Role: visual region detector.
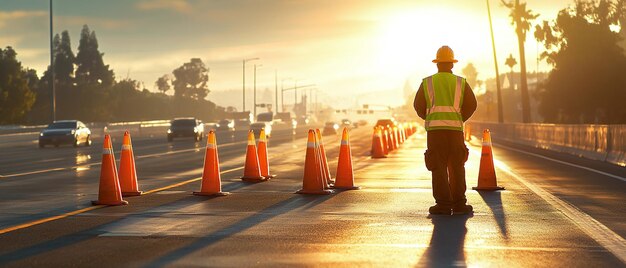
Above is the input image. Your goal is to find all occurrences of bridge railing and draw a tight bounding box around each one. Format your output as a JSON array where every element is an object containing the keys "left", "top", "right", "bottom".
[{"left": 466, "top": 122, "right": 626, "bottom": 167}]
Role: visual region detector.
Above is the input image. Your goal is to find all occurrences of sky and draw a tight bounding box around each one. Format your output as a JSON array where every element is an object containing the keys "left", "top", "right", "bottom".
[{"left": 0, "top": 0, "right": 572, "bottom": 109}]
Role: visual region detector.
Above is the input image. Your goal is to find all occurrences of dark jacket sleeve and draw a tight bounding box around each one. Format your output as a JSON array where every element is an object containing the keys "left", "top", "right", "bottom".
[
  {"left": 461, "top": 82, "right": 477, "bottom": 121},
  {"left": 414, "top": 83, "right": 426, "bottom": 120}
]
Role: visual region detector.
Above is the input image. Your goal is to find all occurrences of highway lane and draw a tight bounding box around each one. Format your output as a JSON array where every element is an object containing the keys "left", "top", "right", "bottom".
[
  {"left": 484, "top": 139, "right": 626, "bottom": 239},
  {"left": 0, "top": 126, "right": 624, "bottom": 267},
  {"left": 0, "top": 127, "right": 296, "bottom": 177},
  {"left": 0, "top": 125, "right": 335, "bottom": 230}
]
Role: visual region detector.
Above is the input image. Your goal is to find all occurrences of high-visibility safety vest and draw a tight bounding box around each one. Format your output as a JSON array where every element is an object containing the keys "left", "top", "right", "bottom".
[{"left": 423, "top": 73, "right": 466, "bottom": 132}]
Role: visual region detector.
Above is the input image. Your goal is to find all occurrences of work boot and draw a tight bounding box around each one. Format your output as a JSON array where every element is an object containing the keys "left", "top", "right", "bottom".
[
  {"left": 452, "top": 204, "right": 473, "bottom": 215},
  {"left": 428, "top": 204, "right": 451, "bottom": 215}
]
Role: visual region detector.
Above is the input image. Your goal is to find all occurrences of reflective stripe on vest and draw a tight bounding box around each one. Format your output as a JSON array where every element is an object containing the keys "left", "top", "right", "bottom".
[{"left": 423, "top": 73, "right": 465, "bottom": 131}]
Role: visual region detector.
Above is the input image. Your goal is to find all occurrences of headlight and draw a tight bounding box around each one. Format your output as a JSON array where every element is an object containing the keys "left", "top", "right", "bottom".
[
  {"left": 167, "top": 129, "right": 172, "bottom": 134},
  {"left": 194, "top": 128, "right": 198, "bottom": 133},
  {"left": 39, "top": 132, "right": 44, "bottom": 137}
]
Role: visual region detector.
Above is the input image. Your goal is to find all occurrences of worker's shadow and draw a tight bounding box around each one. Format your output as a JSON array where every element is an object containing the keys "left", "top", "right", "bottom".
[{"left": 416, "top": 214, "right": 472, "bottom": 267}]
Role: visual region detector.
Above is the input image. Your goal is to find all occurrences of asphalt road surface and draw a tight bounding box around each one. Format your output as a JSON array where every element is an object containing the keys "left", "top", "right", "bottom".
[{"left": 0, "top": 124, "right": 624, "bottom": 267}]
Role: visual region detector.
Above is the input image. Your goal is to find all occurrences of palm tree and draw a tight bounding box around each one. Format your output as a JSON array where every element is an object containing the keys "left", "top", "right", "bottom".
[
  {"left": 505, "top": 53, "right": 517, "bottom": 90},
  {"left": 501, "top": 0, "right": 538, "bottom": 123}
]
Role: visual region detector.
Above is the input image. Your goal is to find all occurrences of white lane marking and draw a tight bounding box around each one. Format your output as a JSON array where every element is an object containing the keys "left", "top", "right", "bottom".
[
  {"left": 495, "top": 143, "right": 626, "bottom": 183},
  {"left": 469, "top": 148, "right": 626, "bottom": 264},
  {"left": 0, "top": 140, "right": 246, "bottom": 178},
  {"left": 0, "top": 131, "right": 40, "bottom": 137}
]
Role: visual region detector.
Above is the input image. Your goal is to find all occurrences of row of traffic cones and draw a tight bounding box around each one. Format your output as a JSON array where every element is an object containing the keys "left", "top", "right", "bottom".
[
  {"left": 296, "top": 128, "right": 360, "bottom": 194},
  {"left": 92, "top": 131, "right": 140, "bottom": 206},
  {"left": 371, "top": 123, "right": 418, "bottom": 158}
]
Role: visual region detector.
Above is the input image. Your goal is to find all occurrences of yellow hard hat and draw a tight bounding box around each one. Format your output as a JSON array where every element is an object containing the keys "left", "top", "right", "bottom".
[{"left": 432, "top": 46, "right": 458, "bottom": 63}]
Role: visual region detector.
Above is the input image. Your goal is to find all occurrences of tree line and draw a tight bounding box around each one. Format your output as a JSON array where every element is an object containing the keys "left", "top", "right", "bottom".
[{"left": 0, "top": 24, "right": 224, "bottom": 125}]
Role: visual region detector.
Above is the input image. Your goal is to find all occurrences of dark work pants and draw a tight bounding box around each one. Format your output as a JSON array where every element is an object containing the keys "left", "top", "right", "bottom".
[{"left": 425, "top": 130, "right": 468, "bottom": 208}]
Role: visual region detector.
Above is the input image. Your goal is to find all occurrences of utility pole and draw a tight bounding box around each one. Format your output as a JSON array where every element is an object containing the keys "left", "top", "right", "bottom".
[
  {"left": 281, "top": 78, "right": 292, "bottom": 112},
  {"left": 253, "top": 64, "right": 261, "bottom": 120},
  {"left": 49, "top": 0, "right": 56, "bottom": 122},
  {"left": 242, "top": 57, "right": 259, "bottom": 112},
  {"left": 274, "top": 70, "right": 277, "bottom": 114},
  {"left": 487, "top": 0, "right": 504, "bottom": 123}
]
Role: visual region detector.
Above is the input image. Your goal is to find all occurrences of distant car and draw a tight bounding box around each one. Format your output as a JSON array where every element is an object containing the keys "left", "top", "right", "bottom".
[
  {"left": 322, "top": 122, "right": 339, "bottom": 135},
  {"left": 340, "top": 118, "right": 352, "bottom": 128},
  {"left": 375, "top": 119, "right": 396, "bottom": 129},
  {"left": 216, "top": 119, "right": 235, "bottom": 132},
  {"left": 39, "top": 120, "right": 92, "bottom": 148},
  {"left": 250, "top": 122, "right": 272, "bottom": 139},
  {"left": 297, "top": 116, "right": 310, "bottom": 126},
  {"left": 167, "top": 118, "right": 204, "bottom": 142},
  {"left": 234, "top": 119, "right": 251, "bottom": 129}
]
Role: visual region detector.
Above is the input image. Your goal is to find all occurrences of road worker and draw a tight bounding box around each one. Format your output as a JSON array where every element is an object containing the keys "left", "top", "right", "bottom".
[{"left": 413, "top": 46, "right": 477, "bottom": 215}]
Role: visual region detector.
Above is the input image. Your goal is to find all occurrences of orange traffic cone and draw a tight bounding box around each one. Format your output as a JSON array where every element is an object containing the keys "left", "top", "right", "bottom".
[
  {"left": 371, "top": 127, "right": 386, "bottom": 159},
  {"left": 473, "top": 129, "right": 505, "bottom": 191},
  {"left": 386, "top": 126, "right": 393, "bottom": 152},
  {"left": 257, "top": 129, "right": 276, "bottom": 179},
  {"left": 381, "top": 128, "right": 389, "bottom": 155},
  {"left": 194, "top": 131, "right": 229, "bottom": 196},
  {"left": 92, "top": 135, "right": 128, "bottom": 206},
  {"left": 297, "top": 130, "right": 333, "bottom": 194},
  {"left": 392, "top": 127, "right": 399, "bottom": 149},
  {"left": 241, "top": 130, "right": 266, "bottom": 182},
  {"left": 334, "top": 128, "right": 360, "bottom": 190},
  {"left": 119, "top": 131, "right": 142, "bottom": 197},
  {"left": 315, "top": 129, "right": 334, "bottom": 187},
  {"left": 400, "top": 125, "right": 406, "bottom": 143}
]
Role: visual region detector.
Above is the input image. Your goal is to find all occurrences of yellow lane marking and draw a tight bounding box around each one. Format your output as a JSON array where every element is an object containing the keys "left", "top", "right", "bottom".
[
  {"left": 0, "top": 166, "right": 243, "bottom": 235},
  {"left": 0, "top": 130, "right": 362, "bottom": 235},
  {"left": 143, "top": 166, "right": 243, "bottom": 195},
  {"left": 0, "top": 206, "right": 104, "bottom": 235}
]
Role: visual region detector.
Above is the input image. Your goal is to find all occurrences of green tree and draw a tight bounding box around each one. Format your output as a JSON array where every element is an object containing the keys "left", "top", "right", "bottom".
[
  {"left": 75, "top": 25, "right": 114, "bottom": 87},
  {"left": 172, "top": 58, "right": 209, "bottom": 100},
  {"left": 501, "top": 0, "right": 539, "bottom": 123},
  {"left": 535, "top": 0, "right": 626, "bottom": 123},
  {"left": 0, "top": 47, "right": 36, "bottom": 124},
  {"left": 155, "top": 74, "right": 171, "bottom": 94}
]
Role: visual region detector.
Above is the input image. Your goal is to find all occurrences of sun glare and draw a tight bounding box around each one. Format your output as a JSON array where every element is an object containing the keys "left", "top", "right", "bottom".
[{"left": 375, "top": 7, "right": 491, "bottom": 79}]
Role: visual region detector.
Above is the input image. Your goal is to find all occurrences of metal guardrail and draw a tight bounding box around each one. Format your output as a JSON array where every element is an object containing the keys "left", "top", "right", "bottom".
[{"left": 467, "top": 122, "right": 626, "bottom": 167}]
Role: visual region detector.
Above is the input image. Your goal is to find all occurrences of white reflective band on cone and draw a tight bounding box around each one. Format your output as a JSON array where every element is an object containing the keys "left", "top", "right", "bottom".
[
  {"left": 248, "top": 139, "right": 256, "bottom": 146},
  {"left": 341, "top": 140, "right": 349, "bottom": 145},
  {"left": 307, "top": 142, "right": 315, "bottom": 148},
  {"left": 482, "top": 142, "right": 491, "bottom": 146},
  {"left": 102, "top": 148, "right": 113, "bottom": 155},
  {"left": 121, "top": 145, "right": 131, "bottom": 150},
  {"left": 206, "top": 143, "right": 216, "bottom": 149}
]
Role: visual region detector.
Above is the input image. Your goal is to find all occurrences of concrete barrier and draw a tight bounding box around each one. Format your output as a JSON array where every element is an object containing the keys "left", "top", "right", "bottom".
[{"left": 467, "top": 122, "right": 626, "bottom": 167}]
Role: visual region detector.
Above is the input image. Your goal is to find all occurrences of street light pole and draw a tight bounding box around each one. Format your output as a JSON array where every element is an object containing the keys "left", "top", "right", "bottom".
[
  {"left": 253, "top": 64, "right": 262, "bottom": 120},
  {"left": 486, "top": 0, "right": 504, "bottom": 123},
  {"left": 242, "top": 57, "right": 259, "bottom": 112},
  {"left": 281, "top": 77, "right": 292, "bottom": 112},
  {"left": 49, "top": 0, "right": 56, "bottom": 122},
  {"left": 274, "top": 70, "right": 277, "bottom": 114}
]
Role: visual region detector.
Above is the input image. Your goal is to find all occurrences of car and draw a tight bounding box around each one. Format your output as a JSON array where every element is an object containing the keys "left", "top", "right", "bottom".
[
  {"left": 296, "top": 116, "right": 310, "bottom": 126},
  {"left": 322, "top": 122, "right": 339, "bottom": 135},
  {"left": 167, "top": 118, "right": 204, "bottom": 142},
  {"left": 375, "top": 118, "right": 396, "bottom": 129},
  {"left": 39, "top": 120, "right": 92, "bottom": 148},
  {"left": 216, "top": 119, "right": 235, "bottom": 132},
  {"left": 250, "top": 122, "right": 272, "bottom": 139},
  {"left": 340, "top": 118, "right": 352, "bottom": 128},
  {"left": 234, "top": 119, "right": 251, "bottom": 129}
]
